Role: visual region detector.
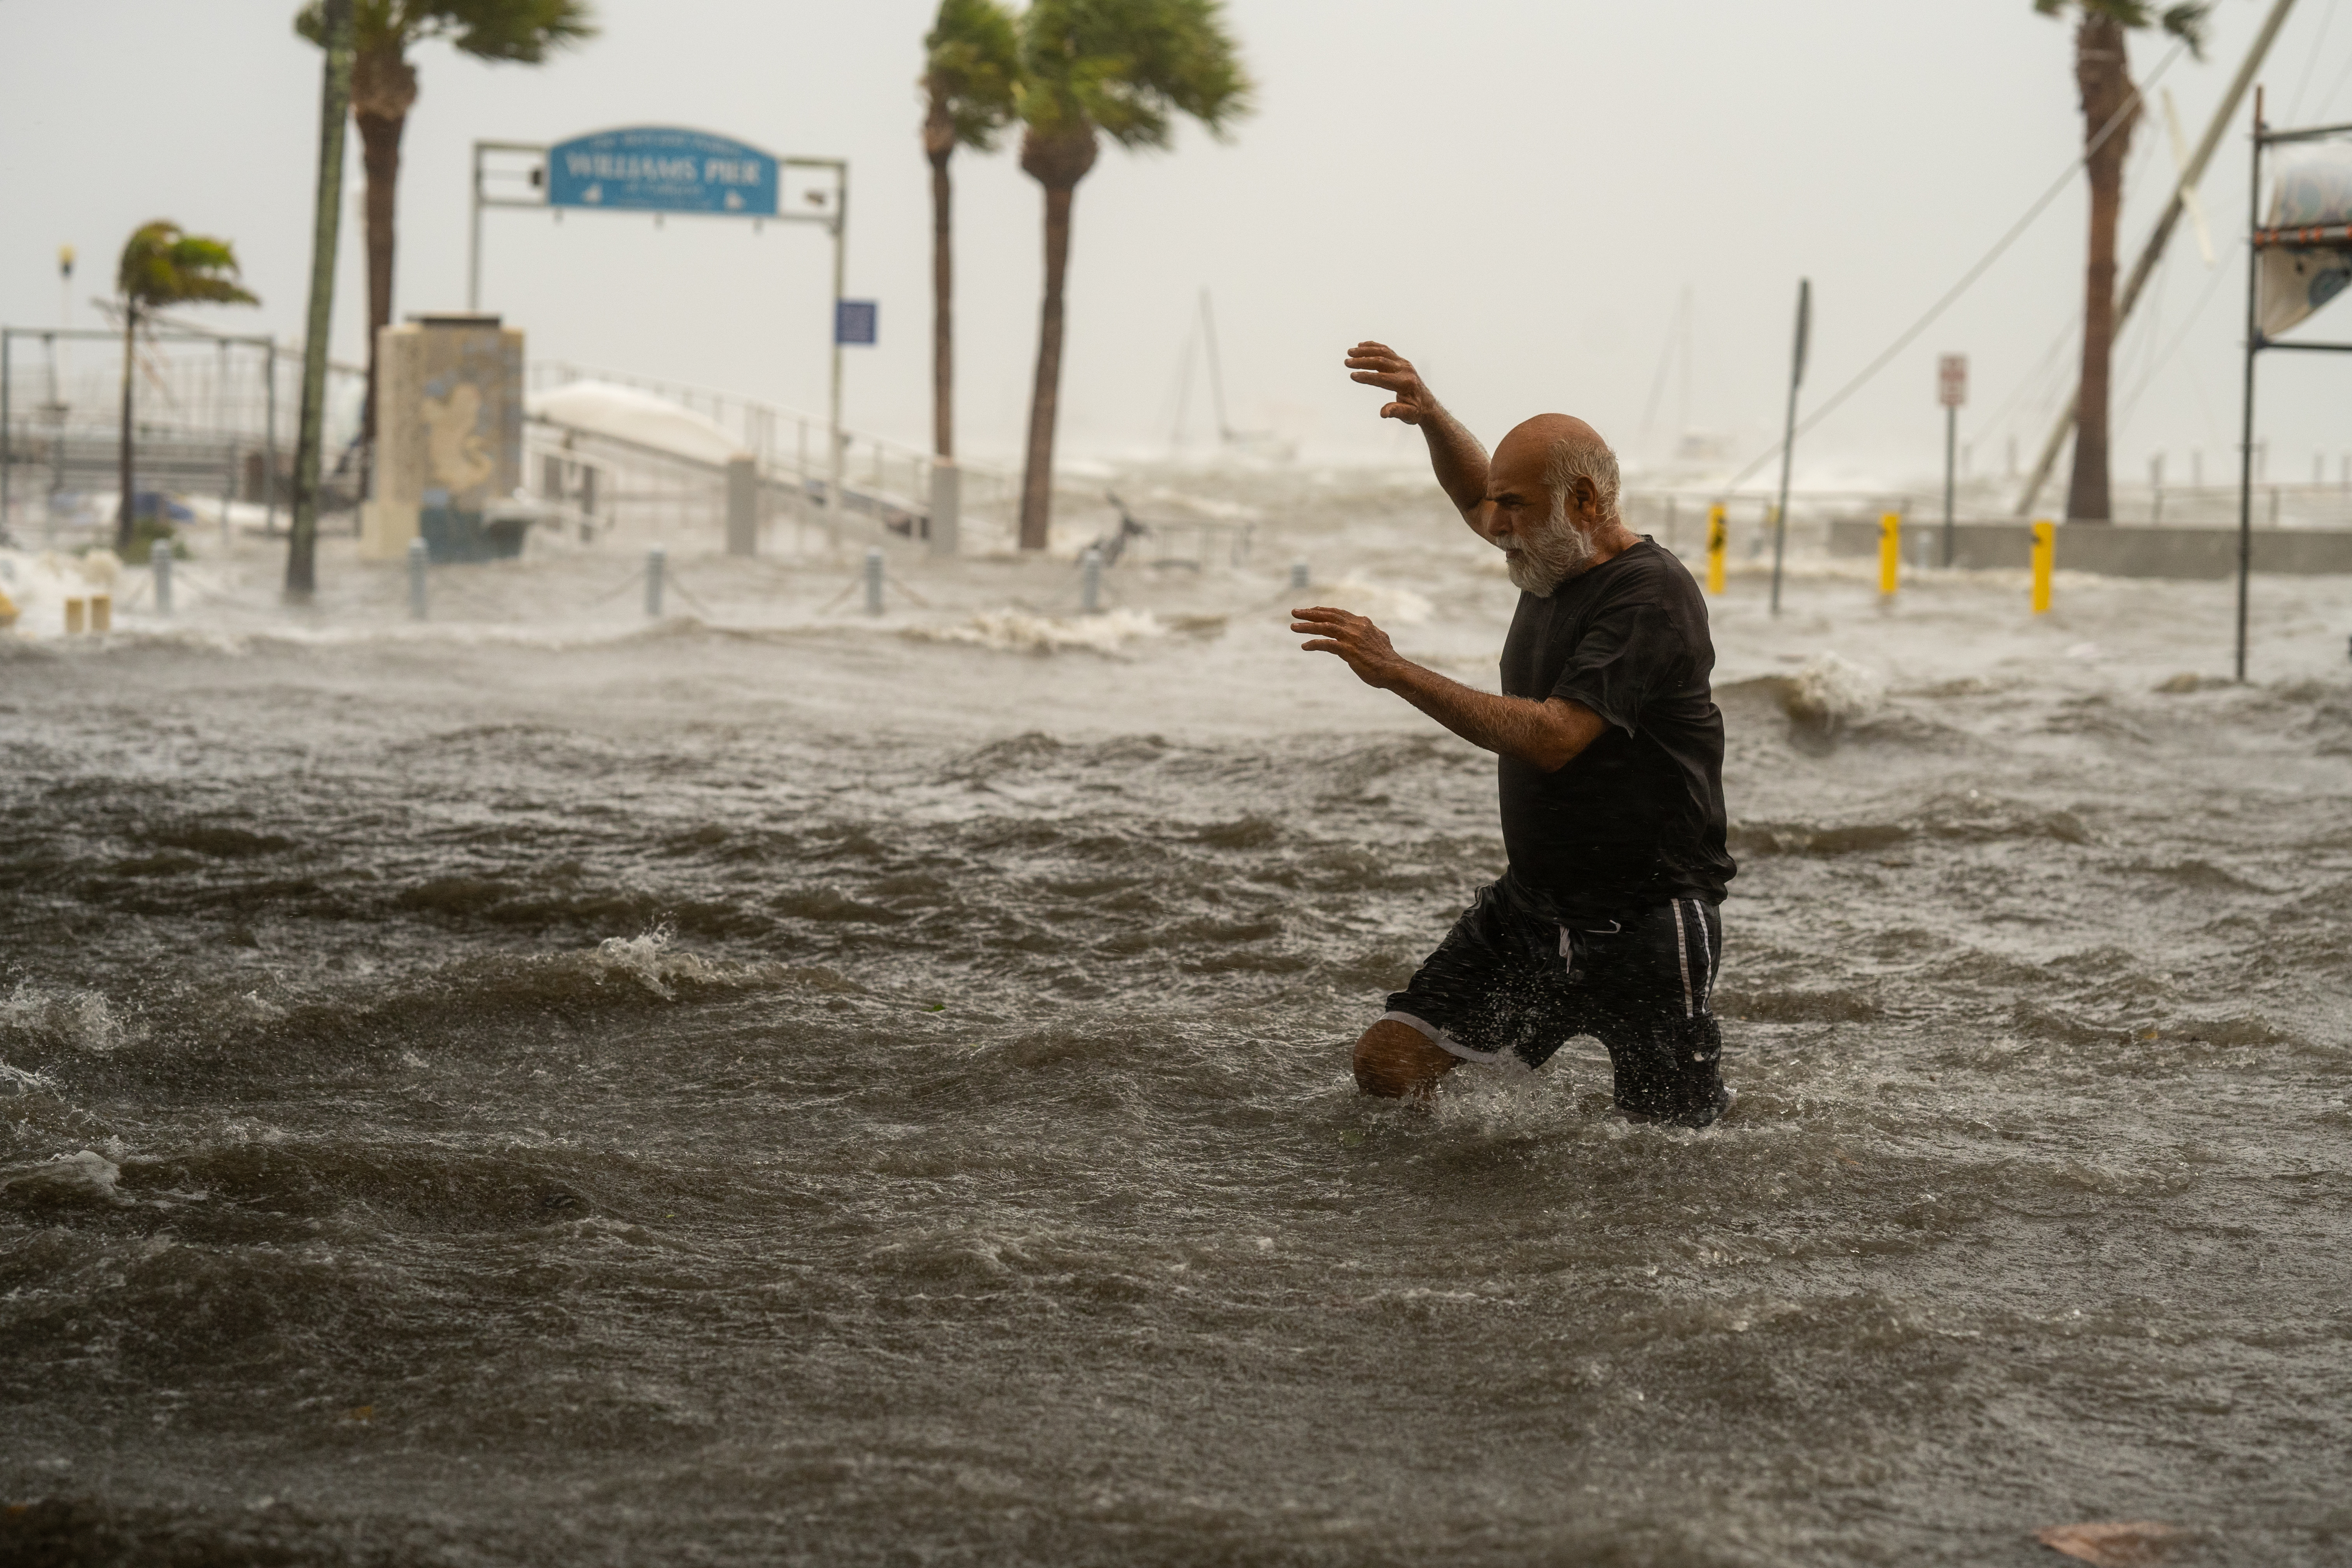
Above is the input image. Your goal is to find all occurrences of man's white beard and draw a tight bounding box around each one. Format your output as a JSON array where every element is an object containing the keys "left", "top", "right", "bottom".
[{"left": 1502, "top": 497, "right": 1598, "bottom": 595}]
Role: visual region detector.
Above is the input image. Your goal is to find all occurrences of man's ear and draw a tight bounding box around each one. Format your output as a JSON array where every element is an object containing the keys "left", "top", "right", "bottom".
[{"left": 1569, "top": 478, "right": 1601, "bottom": 526}]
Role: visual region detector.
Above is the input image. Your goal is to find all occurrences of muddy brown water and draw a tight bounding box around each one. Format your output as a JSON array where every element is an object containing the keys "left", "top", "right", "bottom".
[{"left": 4, "top": 478, "right": 2350, "bottom": 1565}]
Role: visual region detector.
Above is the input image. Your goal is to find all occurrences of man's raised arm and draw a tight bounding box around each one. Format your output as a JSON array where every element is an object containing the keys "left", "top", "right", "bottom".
[{"left": 1344, "top": 342, "right": 1491, "bottom": 533}]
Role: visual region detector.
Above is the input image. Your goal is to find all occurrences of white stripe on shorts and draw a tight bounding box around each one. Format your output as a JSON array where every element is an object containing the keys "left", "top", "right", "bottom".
[
  {"left": 1673, "top": 900, "right": 1693, "bottom": 1018},
  {"left": 1691, "top": 900, "right": 1715, "bottom": 1014}
]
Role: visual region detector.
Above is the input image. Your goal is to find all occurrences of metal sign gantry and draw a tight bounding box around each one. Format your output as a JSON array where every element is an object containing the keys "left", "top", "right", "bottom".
[{"left": 467, "top": 128, "right": 854, "bottom": 536}]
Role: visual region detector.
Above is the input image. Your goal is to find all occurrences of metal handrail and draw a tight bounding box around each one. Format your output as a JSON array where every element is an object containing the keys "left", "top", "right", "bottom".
[{"left": 527, "top": 359, "right": 1017, "bottom": 486}]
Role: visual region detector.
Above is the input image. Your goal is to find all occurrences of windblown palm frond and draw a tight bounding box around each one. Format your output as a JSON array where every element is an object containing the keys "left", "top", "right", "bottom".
[
  {"left": 296, "top": 0, "right": 594, "bottom": 61},
  {"left": 1019, "top": 0, "right": 1253, "bottom": 149},
  {"left": 2031, "top": 0, "right": 2210, "bottom": 56},
  {"left": 117, "top": 222, "right": 259, "bottom": 310},
  {"left": 926, "top": 0, "right": 1021, "bottom": 153},
  {"left": 113, "top": 220, "right": 256, "bottom": 550}
]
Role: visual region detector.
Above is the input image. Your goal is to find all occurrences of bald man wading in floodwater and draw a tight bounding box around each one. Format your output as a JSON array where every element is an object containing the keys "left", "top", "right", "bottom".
[{"left": 1293, "top": 343, "right": 1736, "bottom": 1125}]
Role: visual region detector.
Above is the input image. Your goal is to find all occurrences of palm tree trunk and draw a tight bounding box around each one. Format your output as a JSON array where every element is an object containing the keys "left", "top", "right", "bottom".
[
  {"left": 289, "top": 0, "right": 355, "bottom": 601},
  {"left": 2066, "top": 14, "right": 2135, "bottom": 523},
  {"left": 1018, "top": 181, "right": 1076, "bottom": 551},
  {"left": 931, "top": 145, "right": 955, "bottom": 461},
  {"left": 349, "top": 44, "right": 415, "bottom": 485},
  {"left": 115, "top": 301, "right": 136, "bottom": 553},
  {"left": 356, "top": 105, "right": 403, "bottom": 458}
]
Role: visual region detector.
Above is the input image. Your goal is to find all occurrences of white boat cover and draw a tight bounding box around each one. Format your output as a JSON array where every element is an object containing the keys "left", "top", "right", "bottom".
[{"left": 526, "top": 380, "right": 747, "bottom": 467}]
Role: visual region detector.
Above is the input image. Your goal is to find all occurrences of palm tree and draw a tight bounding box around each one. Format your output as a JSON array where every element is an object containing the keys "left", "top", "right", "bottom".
[
  {"left": 295, "top": 0, "right": 595, "bottom": 457},
  {"left": 115, "top": 222, "right": 258, "bottom": 553},
  {"left": 2034, "top": 0, "right": 2208, "bottom": 522},
  {"left": 923, "top": 0, "right": 1020, "bottom": 463},
  {"left": 1014, "top": 0, "right": 1250, "bottom": 550}
]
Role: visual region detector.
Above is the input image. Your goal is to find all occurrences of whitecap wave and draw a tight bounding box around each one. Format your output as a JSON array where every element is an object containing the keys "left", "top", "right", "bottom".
[{"left": 907, "top": 607, "right": 1165, "bottom": 654}]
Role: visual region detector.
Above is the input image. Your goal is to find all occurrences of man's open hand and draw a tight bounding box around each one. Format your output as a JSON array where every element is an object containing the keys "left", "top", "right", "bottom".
[
  {"left": 1344, "top": 342, "right": 1438, "bottom": 426},
  {"left": 1292, "top": 606, "right": 1407, "bottom": 689}
]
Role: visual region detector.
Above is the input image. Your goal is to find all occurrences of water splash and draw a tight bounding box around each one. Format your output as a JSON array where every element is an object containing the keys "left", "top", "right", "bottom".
[
  {"left": 0, "top": 1059, "right": 61, "bottom": 1096},
  {"left": 1785, "top": 651, "right": 1884, "bottom": 730},
  {"left": 590, "top": 925, "right": 712, "bottom": 1000},
  {"left": 0, "top": 982, "right": 129, "bottom": 1053}
]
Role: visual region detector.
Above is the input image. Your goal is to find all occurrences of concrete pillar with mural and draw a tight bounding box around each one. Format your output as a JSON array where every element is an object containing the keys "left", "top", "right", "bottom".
[{"left": 360, "top": 315, "right": 524, "bottom": 562}]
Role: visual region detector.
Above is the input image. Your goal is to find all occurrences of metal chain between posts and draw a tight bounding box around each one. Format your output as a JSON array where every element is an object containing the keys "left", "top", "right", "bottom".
[
  {"left": 816, "top": 555, "right": 930, "bottom": 614},
  {"left": 578, "top": 565, "right": 653, "bottom": 610},
  {"left": 1006, "top": 551, "right": 1131, "bottom": 618},
  {"left": 663, "top": 573, "right": 718, "bottom": 619}
]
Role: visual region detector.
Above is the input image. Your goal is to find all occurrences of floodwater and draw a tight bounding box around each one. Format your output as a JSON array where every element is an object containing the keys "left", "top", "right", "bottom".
[{"left": 4, "top": 472, "right": 2350, "bottom": 1566}]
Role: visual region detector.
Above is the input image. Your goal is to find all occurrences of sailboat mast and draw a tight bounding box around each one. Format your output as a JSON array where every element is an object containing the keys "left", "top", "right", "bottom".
[
  {"left": 1200, "top": 289, "right": 1235, "bottom": 444},
  {"left": 1169, "top": 309, "right": 1198, "bottom": 450}
]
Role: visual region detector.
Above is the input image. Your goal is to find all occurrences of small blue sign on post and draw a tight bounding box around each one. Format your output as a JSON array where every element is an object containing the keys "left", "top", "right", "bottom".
[
  {"left": 835, "top": 299, "right": 878, "bottom": 346},
  {"left": 547, "top": 126, "right": 778, "bottom": 217}
]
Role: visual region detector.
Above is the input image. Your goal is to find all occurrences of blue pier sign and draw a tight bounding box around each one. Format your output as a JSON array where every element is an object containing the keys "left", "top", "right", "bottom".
[{"left": 546, "top": 126, "right": 778, "bottom": 217}]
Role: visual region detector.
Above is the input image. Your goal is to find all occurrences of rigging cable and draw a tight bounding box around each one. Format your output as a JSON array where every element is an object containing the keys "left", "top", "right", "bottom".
[
  {"left": 1716, "top": 37, "right": 2190, "bottom": 492},
  {"left": 2116, "top": 234, "right": 2237, "bottom": 432},
  {"left": 2286, "top": 0, "right": 2342, "bottom": 119}
]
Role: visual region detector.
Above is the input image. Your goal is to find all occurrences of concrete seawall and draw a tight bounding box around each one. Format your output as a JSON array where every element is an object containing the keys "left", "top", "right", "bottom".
[{"left": 1828, "top": 518, "right": 2352, "bottom": 577}]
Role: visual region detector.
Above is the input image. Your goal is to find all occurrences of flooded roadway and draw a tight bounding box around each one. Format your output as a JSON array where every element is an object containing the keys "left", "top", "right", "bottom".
[{"left": 4, "top": 471, "right": 2349, "bottom": 1565}]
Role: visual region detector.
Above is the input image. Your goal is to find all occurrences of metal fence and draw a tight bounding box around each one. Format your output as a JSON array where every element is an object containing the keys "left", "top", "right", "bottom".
[
  {"left": 0, "top": 316, "right": 366, "bottom": 546},
  {"left": 526, "top": 360, "right": 1023, "bottom": 549}
]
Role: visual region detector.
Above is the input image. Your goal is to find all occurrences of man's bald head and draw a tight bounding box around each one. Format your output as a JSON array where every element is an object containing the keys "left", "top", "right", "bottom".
[
  {"left": 1482, "top": 415, "right": 1629, "bottom": 595},
  {"left": 1492, "top": 415, "right": 1620, "bottom": 528},
  {"left": 1494, "top": 413, "right": 1605, "bottom": 467}
]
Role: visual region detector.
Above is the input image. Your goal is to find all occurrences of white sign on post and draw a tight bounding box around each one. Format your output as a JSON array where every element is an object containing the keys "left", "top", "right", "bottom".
[{"left": 1938, "top": 353, "right": 1969, "bottom": 409}]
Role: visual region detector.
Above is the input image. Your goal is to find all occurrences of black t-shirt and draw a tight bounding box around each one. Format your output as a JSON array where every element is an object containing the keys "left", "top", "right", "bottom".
[{"left": 1497, "top": 537, "right": 1735, "bottom": 920}]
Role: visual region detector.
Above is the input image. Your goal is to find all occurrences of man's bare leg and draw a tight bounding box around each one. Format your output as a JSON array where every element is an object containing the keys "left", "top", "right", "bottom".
[{"left": 1352, "top": 1018, "right": 1460, "bottom": 1100}]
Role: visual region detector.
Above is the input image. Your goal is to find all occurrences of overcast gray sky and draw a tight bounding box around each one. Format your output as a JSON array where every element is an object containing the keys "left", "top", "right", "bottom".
[{"left": 5, "top": 0, "right": 2350, "bottom": 490}]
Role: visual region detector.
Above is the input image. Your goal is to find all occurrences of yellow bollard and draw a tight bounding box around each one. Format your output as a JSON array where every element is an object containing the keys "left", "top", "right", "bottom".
[
  {"left": 1878, "top": 512, "right": 1900, "bottom": 597},
  {"left": 1706, "top": 503, "right": 1727, "bottom": 594},
  {"left": 65, "top": 597, "right": 87, "bottom": 635},
  {"left": 89, "top": 594, "right": 112, "bottom": 634},
  {"left": 2030, "top": 520, "right": 2054, "bottom": 614}
]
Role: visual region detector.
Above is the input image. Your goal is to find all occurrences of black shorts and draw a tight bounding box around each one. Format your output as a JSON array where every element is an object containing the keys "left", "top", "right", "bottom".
[{"left": 1383, "top": 878, "right": 1730, "bottom": 1123}]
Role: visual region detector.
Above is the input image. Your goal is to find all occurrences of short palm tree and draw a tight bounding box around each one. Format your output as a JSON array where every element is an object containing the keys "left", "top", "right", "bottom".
[
  {"left": 295, "top": 0, "right": 595, "bottom": 453},
  {"left": 923, "top": 0, "right": 1021, "bottom": 463},
  {"left": 1015, "top": 0, "right": 1250, "bottom": 550},
  {"left": 115, "top": 222, "right": 258, "bottom": 553},
  {"left": 2035, "top": 0, "right": 2208, "bottom": 522}
]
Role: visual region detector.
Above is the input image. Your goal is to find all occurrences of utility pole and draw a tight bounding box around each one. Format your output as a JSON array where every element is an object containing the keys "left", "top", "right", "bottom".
[
  {"left": 1769, "top": 278, "right": 1810, "bottom": 617},
  {"left": 827, "top": 172, "right": 848, "bottom": 550},
  {"left": 1939, "top": 354, "right": 1967, "bottom": 566},
  {"left": 286, "top": 0, "right": 353, "bottom": 599},
  {"left": 2235, "top": 87, "right": 2262, "bottom": 683}
]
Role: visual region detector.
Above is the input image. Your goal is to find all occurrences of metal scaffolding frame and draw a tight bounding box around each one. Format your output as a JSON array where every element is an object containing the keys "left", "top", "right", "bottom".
[{"left": 2236, "top": 92, "right": 2352, "bottom": 681}]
